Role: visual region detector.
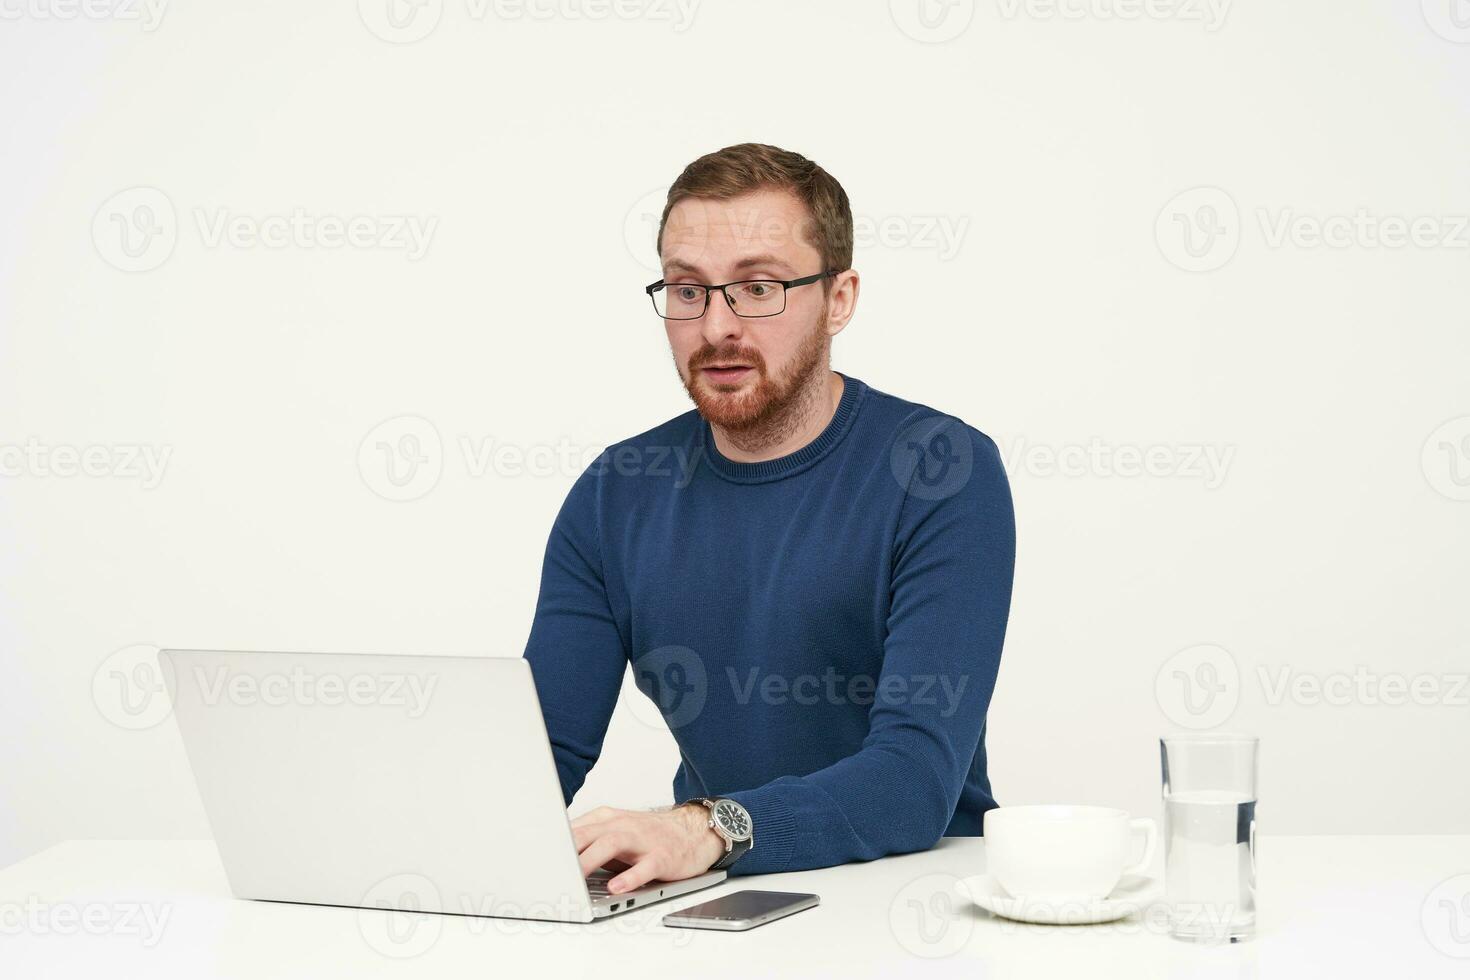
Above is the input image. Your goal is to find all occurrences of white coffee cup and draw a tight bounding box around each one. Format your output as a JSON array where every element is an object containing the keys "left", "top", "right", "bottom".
[{"left": 983, "top": 804, "right": 1158, "bottom": 903}]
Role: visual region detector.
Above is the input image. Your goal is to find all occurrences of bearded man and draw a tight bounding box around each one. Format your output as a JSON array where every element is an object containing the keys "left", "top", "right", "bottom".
[{"left": 523, "top": 143, "right": 1016, "bottom": 895}]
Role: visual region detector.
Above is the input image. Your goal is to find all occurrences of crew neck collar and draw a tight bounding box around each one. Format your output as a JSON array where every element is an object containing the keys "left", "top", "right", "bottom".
[{"left": 698, "top": 372, "right": 866, "bottom": 484}]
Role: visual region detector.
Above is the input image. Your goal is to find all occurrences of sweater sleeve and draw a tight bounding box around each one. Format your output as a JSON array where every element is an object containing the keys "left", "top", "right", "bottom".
[
  {"left": 522, "top": 455, "right": 628, "bottom": 806},
  {"left": 725, "top": 421, "right": 1015, "bottom": 875}
]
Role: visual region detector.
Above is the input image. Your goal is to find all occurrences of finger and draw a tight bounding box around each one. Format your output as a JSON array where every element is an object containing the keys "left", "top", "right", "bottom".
[
  {"left": 609, "top": 856, "right": 663, "bottom": 895},
  {"left": 571, "top": 821, "right": 613, "bottom": 851},
  {"left": 572, "top": 821, "right": 637, "bottom": 859},
  {"left": 570, "top": 806, "right": 620, "bottom": 829},
  {"left": 577, "top": 833, "right": 633, "bottom": 879},
  {"left": 575, "top": 815, "right": 639, "bottom": 853}
]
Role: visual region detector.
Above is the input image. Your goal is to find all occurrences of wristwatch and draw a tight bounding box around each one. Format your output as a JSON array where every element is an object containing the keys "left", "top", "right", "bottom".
[{"left": 685, "top": 797, "right": 754, "bottom": 871}]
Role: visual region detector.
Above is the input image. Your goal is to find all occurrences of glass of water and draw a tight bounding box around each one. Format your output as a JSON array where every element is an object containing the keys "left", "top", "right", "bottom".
[{"left": 1160, "top": 733, "right": 1258, "bottom": 943}]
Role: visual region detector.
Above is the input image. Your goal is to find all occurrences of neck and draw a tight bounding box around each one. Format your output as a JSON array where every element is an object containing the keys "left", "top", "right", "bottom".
[{"left": 710, "top": 369, "right": 844, "bottom": 463}]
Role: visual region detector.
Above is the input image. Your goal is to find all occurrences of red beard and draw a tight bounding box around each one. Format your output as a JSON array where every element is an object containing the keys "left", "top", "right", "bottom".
[{"left": 682, "top": 311, "right": 829, "bottom": 433}]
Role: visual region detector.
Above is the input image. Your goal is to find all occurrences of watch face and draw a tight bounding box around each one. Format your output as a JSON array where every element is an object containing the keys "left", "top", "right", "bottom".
[{"left": 712, "top": 800, "right": 752, "bottom": 841}]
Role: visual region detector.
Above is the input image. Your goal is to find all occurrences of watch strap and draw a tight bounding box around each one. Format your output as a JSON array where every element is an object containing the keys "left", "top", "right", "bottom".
[{"left": 685, "top": 797, "right": 753, "bottom": 871}]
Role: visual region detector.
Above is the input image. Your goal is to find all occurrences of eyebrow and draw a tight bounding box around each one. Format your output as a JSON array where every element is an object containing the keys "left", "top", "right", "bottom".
[{"left": 663, "top": 253, "right": 799, "bottom": 279}]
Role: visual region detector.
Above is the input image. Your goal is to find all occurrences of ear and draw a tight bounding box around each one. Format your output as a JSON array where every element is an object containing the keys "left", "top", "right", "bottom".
[{"left": 825, "top": 269, "right": 860, "bottom": 337}]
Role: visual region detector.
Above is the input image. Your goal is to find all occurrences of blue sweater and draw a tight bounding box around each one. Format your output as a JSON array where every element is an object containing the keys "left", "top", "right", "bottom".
[{"left": 523, "top": 373, "right": 1015, "bottom": 876}]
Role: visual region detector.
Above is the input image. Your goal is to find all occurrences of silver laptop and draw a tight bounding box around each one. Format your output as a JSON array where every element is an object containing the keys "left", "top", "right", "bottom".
[{"left": 162, "top": 649, "right": 725, "bottom": 922}]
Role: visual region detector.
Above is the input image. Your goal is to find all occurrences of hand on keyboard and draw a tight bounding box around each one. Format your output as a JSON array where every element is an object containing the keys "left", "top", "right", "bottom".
[{"left": 570, "top": 804, "right": 726, "bottom": 895}]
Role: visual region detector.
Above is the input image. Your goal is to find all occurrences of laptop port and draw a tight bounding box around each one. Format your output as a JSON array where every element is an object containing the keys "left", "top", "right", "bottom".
[
  {"left": 609, "top": 903, "right": 619, "bottom": 912},
  {"left": 627, "top": 899, "right": 635, "bottom": 907}
]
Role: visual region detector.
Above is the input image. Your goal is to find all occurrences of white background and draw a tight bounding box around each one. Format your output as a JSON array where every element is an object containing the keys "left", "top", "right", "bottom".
[{"left": 2, "top": 0, "right": 1468, "bottom": 871}]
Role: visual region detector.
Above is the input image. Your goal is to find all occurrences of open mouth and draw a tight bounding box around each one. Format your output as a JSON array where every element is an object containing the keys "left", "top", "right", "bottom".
[{"left": 700, "top": 364, "right": 754, "bottom": 383}]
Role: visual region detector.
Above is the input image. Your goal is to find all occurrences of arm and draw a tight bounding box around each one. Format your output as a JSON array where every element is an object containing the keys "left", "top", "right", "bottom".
[
  {"left": 523, "top": 456, "right": 627, "bottom": 805},
  {"left": 528, "top": 459, "right": 732, "bottom": 894},
  {"left": 725, "top": 422, "right": 1016, "bottom": 875}
]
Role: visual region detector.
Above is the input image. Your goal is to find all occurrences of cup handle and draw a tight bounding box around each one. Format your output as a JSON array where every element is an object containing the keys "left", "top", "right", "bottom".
[{"left": 1120, "top": 817, "right": 1158, "bottom": 878}]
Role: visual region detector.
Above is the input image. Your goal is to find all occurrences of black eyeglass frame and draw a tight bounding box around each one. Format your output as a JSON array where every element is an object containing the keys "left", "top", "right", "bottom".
[{"left": 644, "top": 269, "right": 841, "bottom": 320}]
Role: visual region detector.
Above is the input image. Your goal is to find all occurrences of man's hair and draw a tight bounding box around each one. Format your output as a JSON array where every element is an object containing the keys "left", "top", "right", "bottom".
[{"left": 656, "top": 143, "right": 853, "bottom": 292}]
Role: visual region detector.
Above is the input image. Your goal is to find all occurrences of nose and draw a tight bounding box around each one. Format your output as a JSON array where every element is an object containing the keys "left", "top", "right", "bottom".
[{"left": 699, "top": 287, "right": 745, "bottom": 347}]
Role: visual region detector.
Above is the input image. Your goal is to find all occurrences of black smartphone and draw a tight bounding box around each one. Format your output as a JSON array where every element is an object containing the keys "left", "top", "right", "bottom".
[{"left": 662, "top": 890, "right": 820, "bottom": 931}]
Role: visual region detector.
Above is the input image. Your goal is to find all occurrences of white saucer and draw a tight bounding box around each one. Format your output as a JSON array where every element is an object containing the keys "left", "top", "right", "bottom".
[{"left": 954, "top": 873, "right": 1162, "bottom": 925}]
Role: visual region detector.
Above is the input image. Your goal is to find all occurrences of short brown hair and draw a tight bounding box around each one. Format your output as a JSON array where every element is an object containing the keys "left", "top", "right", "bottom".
[{"left": 656, "top": 143, "right": 853, "bottom": 288}]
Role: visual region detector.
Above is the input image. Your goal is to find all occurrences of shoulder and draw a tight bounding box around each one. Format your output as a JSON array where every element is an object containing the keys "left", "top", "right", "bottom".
[
  {"left": 604, "top": 408, "right": 703, "bottom": 458},
  {"left": 854, "top": 381, "right": 1013, "bottom": 561},
  {"left": 570, "top": 408, "right": 704, "bottom": 492},
  {"left": 857, "top": 379, "right": 1006, "bottom": 497},
  {"left": 552, "top": 408, "right": 702, "bottom": 535}
]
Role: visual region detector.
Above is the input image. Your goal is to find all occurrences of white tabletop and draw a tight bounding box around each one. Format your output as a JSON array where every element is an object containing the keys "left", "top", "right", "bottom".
[{"left": 2, "top": 835, "right": 1467, "bottom": 978}]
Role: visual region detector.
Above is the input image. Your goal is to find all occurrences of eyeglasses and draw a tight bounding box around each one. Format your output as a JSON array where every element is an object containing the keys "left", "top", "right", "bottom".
[{"left": 645, "top": 270, "right": 840, "bottom": 320}]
